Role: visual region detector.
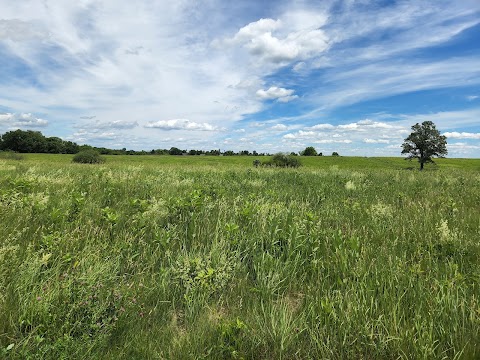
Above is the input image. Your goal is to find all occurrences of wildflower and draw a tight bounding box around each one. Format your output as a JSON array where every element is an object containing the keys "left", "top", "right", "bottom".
[
  {"left": 437, "top": 219, "right": 457, "bottom": 242},
  {"left": 345, "top": 180, "right": 356, "bottom": 191}
]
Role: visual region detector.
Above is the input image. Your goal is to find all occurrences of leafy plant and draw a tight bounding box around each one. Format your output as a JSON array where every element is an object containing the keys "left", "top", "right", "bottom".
[
  {"left": 72, "top": 150, "right": 105, "bottom": 164},
  {"left": 263, "top": 153, "right": 302, "bottom": 168}
]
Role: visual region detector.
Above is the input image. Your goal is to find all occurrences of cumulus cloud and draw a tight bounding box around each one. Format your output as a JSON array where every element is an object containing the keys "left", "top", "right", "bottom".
[
  {"left": 363, "top": 138, "right": 390, "bottom": 144},
  {"left": 314, "top": 139, "right": 352, "bottom": 144},
  {"left": 0, "top": 113, "right": 48, "bottom": 127},
  {"left": 283, "top": 130, "right": 317, "bottom": 139},
  {"left": 224, "top": 16, "right": 329, "bottom": 65},
  {"left": 271, "top": 124, "right": 288, "bottom": 131},
  {"left": 280, "top": 118, "right": 410, "bottom": 147},
  {"left": 90, "top": 132, "right": 118, "bottom": 140},
  {"left": 308, "top": 123, "right": 335, "bottom": 130},
  {"left": 444, "top": 132, "right": 480, "bottom": 139},
  {"left": 234, "top": 18, "right": 282, "bottom": 42},
  {"left": 448, "top": 143, "right": 480, "bottom": 154},
  {"left": 338, "top": 119, "right": 398, "bottom": 131},
  {"left": 144, "top": 119, "right": 220, "bottom": 131},
  {"left": 285, "top": 120, "right": 404, "bottom": 139},
  {"left": 256, "top": 87, "right": 298, "bottom": 102}
]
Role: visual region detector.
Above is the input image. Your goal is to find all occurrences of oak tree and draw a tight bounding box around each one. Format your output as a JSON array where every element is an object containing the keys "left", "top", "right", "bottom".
[{"left": 401, "top": 121, "right": 447, "bottom": 170}]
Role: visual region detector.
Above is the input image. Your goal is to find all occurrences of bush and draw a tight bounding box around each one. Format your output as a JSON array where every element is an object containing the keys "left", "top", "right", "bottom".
[
  {"left": 72, "top": 150, "right": 105, "bottom": 164},
  {"left": 270, "top": 153, "right": 302, "bottom": 168}
]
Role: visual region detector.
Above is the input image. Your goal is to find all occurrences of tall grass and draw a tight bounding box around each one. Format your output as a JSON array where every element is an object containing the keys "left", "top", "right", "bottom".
[{"left": 0, "top": 155, "right": 479, "bottom": 359}]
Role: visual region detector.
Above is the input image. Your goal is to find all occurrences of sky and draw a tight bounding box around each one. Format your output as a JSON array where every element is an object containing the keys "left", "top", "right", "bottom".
[{"left": 0, "top": 0, "right": 480, "bottom": 157}]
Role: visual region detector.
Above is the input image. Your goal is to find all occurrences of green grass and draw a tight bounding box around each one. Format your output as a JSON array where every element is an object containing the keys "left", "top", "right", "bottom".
[{"left": 1, "top": 154, "right": 479, "bottom": 359}]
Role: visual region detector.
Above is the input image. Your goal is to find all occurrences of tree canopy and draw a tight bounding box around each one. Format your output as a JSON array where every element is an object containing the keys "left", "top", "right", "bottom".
[
  {"left": 301, "top": 146, "right": 318, "bottom": 156},
  {"left": 401, "top": 121, "right": 447, "bottom": 170},
  {"left": 0, "top": 129, "right": 79, "bottom": 154}
]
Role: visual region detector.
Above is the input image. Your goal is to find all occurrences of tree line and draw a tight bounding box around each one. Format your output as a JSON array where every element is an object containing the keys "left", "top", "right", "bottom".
[{"left": 0, "top": 130, "right": 340, "bottom": 157}]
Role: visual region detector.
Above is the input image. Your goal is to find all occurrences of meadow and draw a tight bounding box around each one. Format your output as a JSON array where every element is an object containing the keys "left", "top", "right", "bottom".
[{"left": 0, "top": 154, "right": 479, "bottom": 359}]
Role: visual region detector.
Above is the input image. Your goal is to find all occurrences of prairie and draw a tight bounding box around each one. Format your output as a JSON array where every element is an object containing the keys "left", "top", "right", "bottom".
[{"left": 1, "top": 154, "right": 479, "bottom": 359}]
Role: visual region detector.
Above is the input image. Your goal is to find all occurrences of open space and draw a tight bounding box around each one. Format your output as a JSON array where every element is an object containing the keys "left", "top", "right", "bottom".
[{"left": 1, "top": 154, "right": 479, "bottom": 359}]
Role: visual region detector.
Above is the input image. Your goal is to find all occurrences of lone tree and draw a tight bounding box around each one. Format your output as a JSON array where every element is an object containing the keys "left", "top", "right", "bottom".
[
  {"left": 301, "top": 146, "right": 317, "bottom": 156},
  {"left": 401, "top": 121, "right": 447, "bottom": 170}
]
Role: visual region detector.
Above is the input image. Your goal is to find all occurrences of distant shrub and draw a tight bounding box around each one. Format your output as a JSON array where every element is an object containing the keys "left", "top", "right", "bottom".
[
  {"left": 0, "top": 150, "right": 24, "bottom": 160},
  {"left": 72, "top": 150, "right": 105, "bottom": 164},
  {"left": 270, "top": 153, "right": 302, "bottom": 168},
  {"left": 332, "top": 152, "right": 340, "bottom": 156},
  {"left": 253, "top": 159, "right": 261, "bottom": 167}
]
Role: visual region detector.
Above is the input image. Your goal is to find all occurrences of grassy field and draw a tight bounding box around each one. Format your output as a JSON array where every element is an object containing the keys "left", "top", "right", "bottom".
[{"left": 1, "top": 154, "right": 479, "bottom": 359}]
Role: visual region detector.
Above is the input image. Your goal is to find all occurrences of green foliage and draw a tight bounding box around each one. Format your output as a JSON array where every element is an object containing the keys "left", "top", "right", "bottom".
[
  {"left": 332, "top": 151, "right": 339, "bottom": 156},
  {"left": 0, "top": 129, "right": 79, "bottom": 154},
  {"left": 214, "top": 318, "right": 247, "bottom": 359},
  {"left": 72, "top": 150, "right": 105, "bottom": 164},
  {"left": 169, "top": 147, "right": 184, "bottom": 155},
  {"left": 301, "top": 146, "right": 317, "bottom": 156},
  {"left": 265, "top": 153, "right": 302, "bottom": 168},
  {"left": 402, "top": 121, "right": 448, "bottom": 170}
]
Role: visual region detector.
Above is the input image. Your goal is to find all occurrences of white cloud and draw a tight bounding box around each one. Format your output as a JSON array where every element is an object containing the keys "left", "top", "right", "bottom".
[
  {"left": 338, "top": 119, "right": 398, "bottom": 131},
  {"left": 283, "top": 130, "right": 317, "bottom": 139},
  {"left": 223, "top": 14, "right": 329, "bottom": 65},
  {"left": 308, "top": 123, "right": 335, "bottom": 130},
  {"left": 256, "top": 86, "right": 298, "bottom": 102},
  {"left": 0, "top": 112, "right": 48, "bottom": 127},
  {"left": 271, "top": 124, "right": 288, "bottom": 131},
  {"left": 277, "top": 95, "right": 299, "bottom": 103},
  {"left": 363, "top": 138, "right": 390, "bottom": 144},
  {"left": 281, "top": 118, "right": 409, "bottom": 146},
  {"left": 234, "top": 18, "right": 282, "bottom": 42},
  {"left": 467, "top": 95, "right": 478, "bottom": 101},
  {"left": 144, "top": 119, "right": 220, "bottom": 131},
  {"left": 313, "top": 139, "right": 352, "bottom": 144},
  {"left": 96, "top": 120, "right": 139, "bottom": 129},
  {"left": 444, "top": 132, "right": 480, "bottom": 140},
  {"left": 90, "top": 132, "right": 118, "bottom": 140}
]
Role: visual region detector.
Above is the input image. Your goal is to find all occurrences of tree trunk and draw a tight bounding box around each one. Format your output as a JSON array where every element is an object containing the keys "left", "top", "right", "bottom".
[{"left": 420, "top": 161, "right": 424, "bottom": 171}]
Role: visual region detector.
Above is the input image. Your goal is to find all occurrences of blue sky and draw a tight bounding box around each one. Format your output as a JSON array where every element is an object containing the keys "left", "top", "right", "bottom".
[{"left": 0, "top": 0, "right": 479, "bottom": 156}]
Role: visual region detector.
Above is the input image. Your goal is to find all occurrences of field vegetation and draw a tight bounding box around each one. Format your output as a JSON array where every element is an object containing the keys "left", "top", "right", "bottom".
[{"left": 0, "top": 154, "right": 479, "bottom": 359}]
